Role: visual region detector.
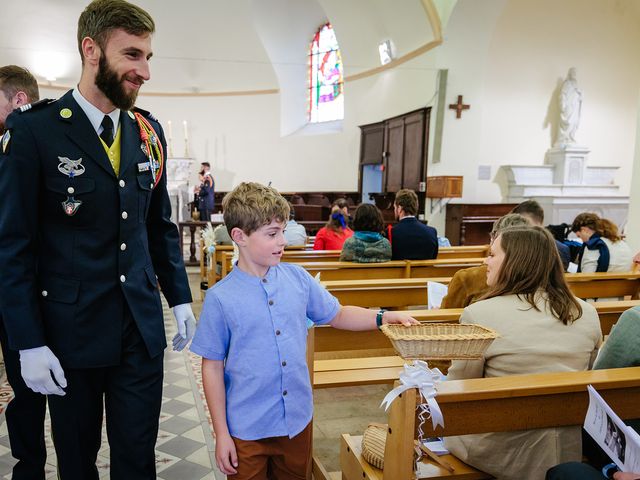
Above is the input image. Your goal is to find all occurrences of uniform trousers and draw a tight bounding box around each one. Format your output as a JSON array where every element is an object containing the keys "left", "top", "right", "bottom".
[
  {"left": 48, "top": 304, "right": 163, "bottom": 480},
  {"left": 0, "top": 318, "right": 47, "bottom": 480},
  {"left": 231, "top": 421, "right": 312, "bottom": 480}
]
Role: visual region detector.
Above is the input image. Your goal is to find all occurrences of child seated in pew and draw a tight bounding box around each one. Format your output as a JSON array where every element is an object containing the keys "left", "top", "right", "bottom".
[
  {"left": 190, "top": 182, "right": 417, "bottom": 479},
  {"left": 444, "top": 225, "right": 602, "bottom": 480},
  {"left": 440, "top": 213, "right": 530, "bottom": 308},
  {"left": 339, "top": 203, "right": 391, "bottom": 263}
]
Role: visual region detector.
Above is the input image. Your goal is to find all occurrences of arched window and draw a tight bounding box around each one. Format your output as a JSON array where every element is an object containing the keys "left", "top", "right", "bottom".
[{"left": 308, "top": 23, "right": 344, "bottom": 123}]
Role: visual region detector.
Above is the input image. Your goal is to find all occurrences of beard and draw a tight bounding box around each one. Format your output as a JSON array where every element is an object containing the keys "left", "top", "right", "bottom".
[{"left": 95, "top": 53, "right": 142, "bottom": 111}]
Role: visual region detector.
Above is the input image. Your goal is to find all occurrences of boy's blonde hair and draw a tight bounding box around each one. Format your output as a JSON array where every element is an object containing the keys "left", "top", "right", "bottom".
[{"left": 222, "top": 182, "right": 290, "bottom": 235}]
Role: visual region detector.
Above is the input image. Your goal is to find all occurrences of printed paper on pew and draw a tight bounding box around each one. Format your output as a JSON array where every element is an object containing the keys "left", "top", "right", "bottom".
[
  {"left": 583, "top": 385, "right": 640, "bottom": 472},
  {"left": 427, "top": 282, "right": 448, "bottom": 309}
]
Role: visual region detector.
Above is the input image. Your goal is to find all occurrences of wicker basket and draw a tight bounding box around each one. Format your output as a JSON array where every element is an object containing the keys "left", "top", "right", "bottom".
[
  {"left": 380, "top": 323, "right": 499, "bottom": 360},
  {"left": 361, "top": 423, "right": 387, "bottom": 470}
]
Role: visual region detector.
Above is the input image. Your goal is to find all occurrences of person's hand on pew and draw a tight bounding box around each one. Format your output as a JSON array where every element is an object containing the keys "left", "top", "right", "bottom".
[
  {"left": 329, "top": 306, "right": 419, "bottom": 331},
  {"left": 380, "top": 310, "right": 420, "bottom": 327},
  {"left": 614, "top": 472, "right": 640, "bottom": 480}
]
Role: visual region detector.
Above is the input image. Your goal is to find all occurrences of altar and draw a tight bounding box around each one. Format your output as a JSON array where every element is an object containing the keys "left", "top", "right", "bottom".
[{"left": 166, "top": 156, "right": 195, "bottom": 224}]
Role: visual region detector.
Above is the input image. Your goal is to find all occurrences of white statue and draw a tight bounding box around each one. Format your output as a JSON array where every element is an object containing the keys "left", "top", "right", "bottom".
[{"left": 555, "top": 67, "right": 582, "bottom": 148}]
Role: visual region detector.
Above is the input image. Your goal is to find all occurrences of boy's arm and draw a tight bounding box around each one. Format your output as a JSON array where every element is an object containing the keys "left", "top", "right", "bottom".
[
  {"left": 329, "top": 306, "right": 417, "bottom": 331},
  {"left": 202, "top": 359, "right": 238, "bottom": 475}
]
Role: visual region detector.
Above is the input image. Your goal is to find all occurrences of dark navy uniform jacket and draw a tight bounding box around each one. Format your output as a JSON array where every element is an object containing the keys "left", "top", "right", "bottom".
[
  {"left": 391, "top": 216, "right": 439, "bottom": 261},
  {"left": 0, "top": 90, "right": 192, "bottom": 368}
]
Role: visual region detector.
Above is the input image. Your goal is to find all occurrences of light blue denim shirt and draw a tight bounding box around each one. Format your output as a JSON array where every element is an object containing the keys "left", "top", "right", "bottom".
[{"left": 190, "top": 262, "right": 340, "bottom": 440}]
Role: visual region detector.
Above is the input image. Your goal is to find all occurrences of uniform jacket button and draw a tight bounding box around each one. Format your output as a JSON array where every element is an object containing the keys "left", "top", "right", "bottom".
[
  {"left": 67, "top": 187, "right": 75, "bottom": 194},
  {"left": 121, "top": 211, "right": 128, "bottom": 219},
  {"left": 120, "top": 275, "right": 126, "bottom": 283},
  {"left": 120, "top": 243, "right": 127, "bottom": 251},
  {"left": 41, "top": 290, "right": 48, "bottom": 297},
  {"left": 119, "top": 180, "right": 125, "bottom": 188}
]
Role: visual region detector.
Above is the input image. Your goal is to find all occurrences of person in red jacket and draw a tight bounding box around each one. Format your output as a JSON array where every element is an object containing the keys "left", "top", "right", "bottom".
[{"left": 314, "top": 204, "right": 353, "bottom": 250}]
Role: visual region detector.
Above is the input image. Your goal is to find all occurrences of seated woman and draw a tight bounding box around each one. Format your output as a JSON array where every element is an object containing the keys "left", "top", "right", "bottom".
[
  {"left": 313, "top": 205, "right": 354, "bottom": 250},
  {"left": 444, "top": 225, "right": 602, "bottom": 480},
  {"left": 339, "top": 203, "right": 391, "bottom": 263},
  {"left": 440, "top": 213, "right": 529, "bottom": 308},
  {"left": 571, "top": 212, "right": 632, "bottom": 272}
]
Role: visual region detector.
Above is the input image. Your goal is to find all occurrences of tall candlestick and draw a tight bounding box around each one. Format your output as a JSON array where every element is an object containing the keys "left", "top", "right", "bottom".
[
  {"left": 167, "top": 120, "right": 173, "bottom": 142},
  {"left": 167, "top": 120, "right": 174, "bottom": 157},
  {"left": 183, "top": 120, "right": 189, "bottom": 157}
]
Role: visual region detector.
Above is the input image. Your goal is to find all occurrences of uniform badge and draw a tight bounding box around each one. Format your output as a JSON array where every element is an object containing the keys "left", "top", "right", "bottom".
[
  {"left": 137, "top": 161, "right": 151, "bottom": 172},
  {"left": 140, "top": 143, "right": 148, "bottom": 156},
  {"left": 127, "top": 111, "right": 135, "bottom": 120},
  {"left": 1, "top": 131, "right": 10, "bottom": 154},
  {"left": 61, "top": 197, "right": 82, "bottom": 216},
  {"left": 59, "top": 108, "right": 72, "bottom": 119},
  {"left": 57, "top": 156, "right": 85, "bottom": 178}
]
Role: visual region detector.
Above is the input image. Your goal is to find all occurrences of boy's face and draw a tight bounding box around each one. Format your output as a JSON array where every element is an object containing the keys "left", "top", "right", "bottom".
[{"left": 233, "top": 219, "right": 287, "bottom": 276}]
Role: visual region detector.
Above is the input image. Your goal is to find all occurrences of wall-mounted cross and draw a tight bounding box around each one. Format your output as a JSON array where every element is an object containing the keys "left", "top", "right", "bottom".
[{"left": 449, "top": 95, "right": 470, "bottom": 119}]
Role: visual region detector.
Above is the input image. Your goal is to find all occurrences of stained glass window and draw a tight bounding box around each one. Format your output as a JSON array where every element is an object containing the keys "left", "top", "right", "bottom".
[{"left": 308, "top": 23, "right": 344, "bottom": 123}]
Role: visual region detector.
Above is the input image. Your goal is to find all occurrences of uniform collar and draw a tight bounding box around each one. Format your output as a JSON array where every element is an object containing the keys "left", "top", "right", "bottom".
[{"left": 72, "top": 88, "right": 120, "bottom": 136}]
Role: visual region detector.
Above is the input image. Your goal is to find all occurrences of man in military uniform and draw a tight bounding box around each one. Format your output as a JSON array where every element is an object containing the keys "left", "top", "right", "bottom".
[
  {"left": 0, "top": 1, "right": 196, "bottom": 478},
  {"left": 0, "top": 65, "right": 47, "bottom": 480}
]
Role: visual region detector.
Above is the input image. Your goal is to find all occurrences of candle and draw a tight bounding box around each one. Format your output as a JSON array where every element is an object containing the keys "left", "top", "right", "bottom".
[
  {"left": 183, "top": 120, "right": 188, "bottom": 141},
  {"left": 167, "top": 120, "right": 173, "bottom": 142}
]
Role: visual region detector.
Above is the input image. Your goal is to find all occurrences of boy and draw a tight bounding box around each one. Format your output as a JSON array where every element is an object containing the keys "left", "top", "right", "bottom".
[{"left": 191, "top": 182, "right": 416, "bottom": 479}]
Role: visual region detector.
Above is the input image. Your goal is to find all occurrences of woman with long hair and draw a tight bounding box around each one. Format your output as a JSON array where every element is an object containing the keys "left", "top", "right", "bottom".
[
  {"left": 339, "top": 203, "right": 391, "bottom": 263},
  {"left": 571, "top": 212, "right": 632, "bottom": 272},
  {"left": 313, "top": 202, "right": 354, "bottom": 250},
  {"left": 444, "top": 226, "right": 602, "bottom": 480}
]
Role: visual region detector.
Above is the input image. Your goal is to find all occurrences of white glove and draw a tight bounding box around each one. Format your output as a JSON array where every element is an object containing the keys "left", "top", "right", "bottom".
[
  {"left": 19, "top": 346, "right": 67, "bottom": 396},
  {"left": 172, "top": 303, "right": 196, "bottom": 351}
]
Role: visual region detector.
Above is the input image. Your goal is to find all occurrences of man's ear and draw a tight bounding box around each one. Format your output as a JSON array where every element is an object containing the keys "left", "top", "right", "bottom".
[
  {"left": 12, "top": 91, "right": 29, "bottom": 108},
  {"left": 230, "top": 227, "right": 247, "bottom": 246},
  {"left": 81, "top": 37, "right": 101, "bottom": 67}
]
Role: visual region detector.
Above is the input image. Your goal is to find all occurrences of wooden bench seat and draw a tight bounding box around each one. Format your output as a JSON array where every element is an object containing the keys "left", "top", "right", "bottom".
[
  {"left": 340, "top": 367, "right": 640, "bottom": 479},
  {"left": 311, "top": 300, "right": 640, "bottom": 389},
  {"left": 323, "top": 272, "right": 640, "bottom": 308}
]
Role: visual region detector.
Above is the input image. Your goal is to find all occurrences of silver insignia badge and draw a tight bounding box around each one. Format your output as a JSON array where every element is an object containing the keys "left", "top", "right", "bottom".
[
  {"left": 57, "top": 157, "right": 85, "bottom": 178},
  {"left": 1, "top": 131, "right": 10, "bottom": 153},
  {"left": 137, "top": 162, "right": 151, "bottom": 172}
]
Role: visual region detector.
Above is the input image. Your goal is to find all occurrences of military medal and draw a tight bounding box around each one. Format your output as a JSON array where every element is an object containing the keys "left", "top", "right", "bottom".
[
  {"left": 1, "top": 131, "right": 10, "bottom": 153},
  {"left": 133, "top": 112, "right": 164, "bottom": 188},
  {"left": 57, "top": 156, "right": 85, "bottom": 178},
  {"left": 61, "top": 197, "right": 82, "bottom": 216}
]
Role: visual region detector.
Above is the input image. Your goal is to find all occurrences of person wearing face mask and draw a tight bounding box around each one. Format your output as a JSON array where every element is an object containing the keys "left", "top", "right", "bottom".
[{"left": 444, "top": 225, "right": 602, "bottom": 480}]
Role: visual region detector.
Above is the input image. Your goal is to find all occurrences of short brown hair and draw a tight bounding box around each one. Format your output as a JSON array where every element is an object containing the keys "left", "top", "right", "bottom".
[
  {"left": 394, "top": 189, "right": 418, "bottom": 216},
  {"left": 77, "top": 0, "right": 155, "bottom": 62},
  {"left": 483, "top": 226, "right": 582, "bottom": 325},
  {"left": 571, "top": 212, "right": 622, "bottom": 242},
  {"left": 512, "top": 200, "right": 544, "bottom": 225},
  {"left": 222, "top": 182, "right": 289, "bottom": 235},
  {"left": 490, "top": 213, "right": 530, "bottom": 240},
  {"left": 0, "top": 66, "right": 39, "bottom": 103},
  {"left": 353, "top": 203, "right": 384, "bottom": 233}
]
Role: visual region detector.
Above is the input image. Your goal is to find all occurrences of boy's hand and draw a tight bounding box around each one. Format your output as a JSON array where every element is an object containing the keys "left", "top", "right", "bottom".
[
  {"left": 382, "top": 311, "right": 419, "bottom": 327},
  {"left": 215, "top": 433, "right": 238, "bottom": 475}
]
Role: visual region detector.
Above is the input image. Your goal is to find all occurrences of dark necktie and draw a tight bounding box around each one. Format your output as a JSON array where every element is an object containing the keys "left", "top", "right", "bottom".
[{"left": 100, "top": 115, "right": 114, "bottom": 147}]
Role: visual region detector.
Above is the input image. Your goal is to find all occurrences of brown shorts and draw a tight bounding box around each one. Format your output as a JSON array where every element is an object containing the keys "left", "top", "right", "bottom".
[{"left": 231, "top": 422, "right": 312, "bottom": 480}]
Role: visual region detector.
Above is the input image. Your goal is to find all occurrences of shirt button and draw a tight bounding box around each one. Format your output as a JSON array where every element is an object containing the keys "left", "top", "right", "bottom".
[
  {"left": 268, "top": 300, "right": 274, "bottom": 306},
  {"left": 283, "top": 390, "right": 288, "bottom": 396},
  {"left": 67, "top": 187, "right": 75, "bottom": 194},
  {"left": 276, "top": 330, "right": 281, "bottom": 336},
  {"left": 41, "top": 290, "right": 48, "bottom": 297},
  {"left": 120, "top": 243, "right": 127, "bottom": 251},
  {"left": 281, "top": 361, "right": 287, "bottom": 367},
  {"left": 119, "top": 180, "right": 125, "bottom": 188},
  {"left": 120, "top": 275, "right": 126, "bottom": 283},
  {"left": 121, "top": 211, "right": 128, "bottom": 219},
  {"left": 262, "top": 278, "right": 267, "bottom": 283}
]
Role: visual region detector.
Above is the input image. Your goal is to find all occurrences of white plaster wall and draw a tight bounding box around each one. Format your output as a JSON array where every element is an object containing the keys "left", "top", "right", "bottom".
[{"left": 427, "top": 0, "right": 640, "bottom": 234}]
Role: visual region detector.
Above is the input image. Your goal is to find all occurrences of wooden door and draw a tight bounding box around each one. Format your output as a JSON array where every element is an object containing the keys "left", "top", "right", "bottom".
[
  {"left": 385, "top": 117, "right": 405, "bottom": 192},
  {"left": 402, "top": 111, "right": 427, "bottom": 192}
]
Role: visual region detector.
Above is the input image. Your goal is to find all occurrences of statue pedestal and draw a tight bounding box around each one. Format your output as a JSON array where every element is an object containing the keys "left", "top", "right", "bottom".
[{"left": 545, "top": 145, "right": 590, "bottom": 185}]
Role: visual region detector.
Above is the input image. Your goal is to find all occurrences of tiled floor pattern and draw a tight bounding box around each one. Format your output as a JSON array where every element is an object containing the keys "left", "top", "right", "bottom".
[{"left": 0, "top": 266, "right": 389, "bottom": 477}]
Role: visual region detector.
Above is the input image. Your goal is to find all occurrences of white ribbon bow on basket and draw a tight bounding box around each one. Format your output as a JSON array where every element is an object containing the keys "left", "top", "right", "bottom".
[{"left": 380, "top": 360, "right": 444, "bottom": 430}]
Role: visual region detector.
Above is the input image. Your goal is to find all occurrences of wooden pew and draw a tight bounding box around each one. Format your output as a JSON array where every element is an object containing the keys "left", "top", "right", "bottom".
[
  {"left": 323, "top": 272, "right": 640, "bottom": 308},
  {"left": 312, "top": 300, "right": 640, "bottom": 389},
  {"left": 302, "top": 259, "right": 484, "bottom": 281},
  {"left": 340, "top": 367, "right": 640, "bottom": 479}
]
